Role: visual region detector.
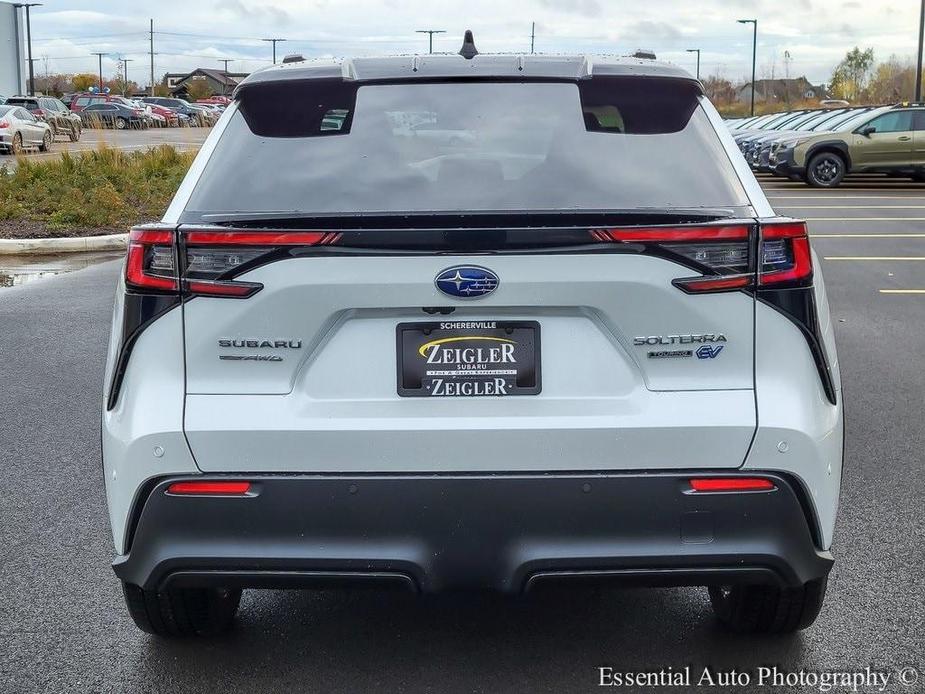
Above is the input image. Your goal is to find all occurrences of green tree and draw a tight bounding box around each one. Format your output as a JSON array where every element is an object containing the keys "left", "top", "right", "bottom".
[
  {"left": 71, "top": 73, "right": 99, "bottom": 92},
  {"left": 830, "top": 47, "right": 874, "bottom": 100},
  {"left": 185, "top": 79, "right": 213, "bottom": 101},
  {"left": 866, "top": 56, "right": 915, "bottom": 103}
]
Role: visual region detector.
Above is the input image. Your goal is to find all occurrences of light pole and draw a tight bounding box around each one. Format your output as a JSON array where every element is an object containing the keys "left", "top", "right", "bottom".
[
  {"left": 13, "top": 3, "right": 42, "bottom": 96},
  {"left": 92, "top": 52, "right": 107, "bottom": 93},
  {"left": 916, "top": 0, "right": 924, "bottom": 101},
  {"left": 686, "top": 48, "right": 701, "bottom": 79},
  {"left": 415, "top": 29, "right": 446, "bottom": 54},
  {"left": 121, "top": 58, "right": 133, "bottom": 95},
  {"left": 738, "top": 19, "right": 758, "bottom": 116},
  {"left": 261, "top": 38, "right": 286, "bottom": 65},
  {"left": 218, "top": 59, "right": 233, "bottom": 95}
]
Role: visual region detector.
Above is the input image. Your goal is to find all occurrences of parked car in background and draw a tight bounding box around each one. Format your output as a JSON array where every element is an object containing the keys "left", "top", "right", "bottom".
[
  {"left": 3, "top": 95, "right": 82, "bottom": 142},
  {"left": 79, "top": 102, "right": 146, "bottom": 130},
  {"left": 186, "top": 103, "right": 219, "bottom": 125},
  {"left": 196, "top": 95, "right": 231, "bottom": 106},
  {"left": 141, "top": 102, "right": 179, "bottom": 127},
  {"left": 772, "top": 103, "right": 925, "bottom": 186},
  {"left": 0, "top": 104, "right": 53, "bottom": 154},
  {"left": 140, "top": 97, "right": 210, "bottom": 126}
]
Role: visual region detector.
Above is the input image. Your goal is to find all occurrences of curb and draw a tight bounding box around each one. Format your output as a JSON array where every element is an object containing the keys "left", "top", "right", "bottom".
[{"left": 0, "top": 233, "right": 127, "bottom": 255}]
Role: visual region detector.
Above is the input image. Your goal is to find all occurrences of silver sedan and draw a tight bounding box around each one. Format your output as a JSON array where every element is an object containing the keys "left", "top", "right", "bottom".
[{"left": 0, "top": 104, "right": 53, "bottom": 155}]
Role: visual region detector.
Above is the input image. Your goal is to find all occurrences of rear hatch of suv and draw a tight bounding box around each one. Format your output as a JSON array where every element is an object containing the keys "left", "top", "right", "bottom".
[{"left": 165, "top": 68, "right": 762, "bottom": 472}]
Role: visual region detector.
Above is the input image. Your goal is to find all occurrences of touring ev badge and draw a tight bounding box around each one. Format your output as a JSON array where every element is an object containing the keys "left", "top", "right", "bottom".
[{"left": 435, "top": 266, "right": 499, "bottom": 299}]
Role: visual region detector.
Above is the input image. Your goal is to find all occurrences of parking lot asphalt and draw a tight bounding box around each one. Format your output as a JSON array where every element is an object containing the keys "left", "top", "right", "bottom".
[{"left": 0, "top": 175, "right": 923, "bottom": 693}]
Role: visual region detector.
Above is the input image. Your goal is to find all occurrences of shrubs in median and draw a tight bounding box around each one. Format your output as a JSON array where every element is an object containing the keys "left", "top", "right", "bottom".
[{"left": 0, "top": 145, "right": 196, "bottom": 237}]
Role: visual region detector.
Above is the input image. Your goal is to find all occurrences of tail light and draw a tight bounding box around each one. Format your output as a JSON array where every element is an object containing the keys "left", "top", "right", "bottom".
[
  {"left": 0, "top": 119, "right": 9, "bottom": 128},
  {"left": 33, "top": 108, "right": 45, "bottom": 117},
  {"left": 759, "top": 221, "right": 812, "bottom": 286},
  {"left": 125, "top": 227, "right": 179, "bottom": 292},
  {"left": 125, "top": 226, "right": 339, "bottom": 298},
  {"left": 593, "top": 223, "right": 753, "bottom": 293},
  {"left": 591, "top": 219, "right": 812, "bottom": 293}
]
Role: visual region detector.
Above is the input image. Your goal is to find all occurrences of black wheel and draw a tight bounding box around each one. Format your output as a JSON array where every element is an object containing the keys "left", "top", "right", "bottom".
[
  {"left": 11, "top": 132, "right": 23, "bottom": 155},
  {"left": 709, "top": 577, "right": 827, "bottom": 634},
  {"left": 122, "top": 582, "right": 241, "bottom": 637},
  {"left": 39, "top": 130, "right": 52, "bottom": 152},
  {"left": 806, "top": 152, "right": 846, "bottom": 188},
  {"left": 69, "top": 124, "right": 80, "bottom": 142},
  {"left": 115, "top": 117, "right": 127, "bottom": 130}
]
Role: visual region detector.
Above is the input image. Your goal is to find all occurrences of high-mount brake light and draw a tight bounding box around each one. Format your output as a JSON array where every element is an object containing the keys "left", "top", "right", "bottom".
[
  {"left": 125, "top": 227, "right": 179, "bottom": 292},
  {"left": 689, "top": 478, "right": 776, "bottom": 492}
]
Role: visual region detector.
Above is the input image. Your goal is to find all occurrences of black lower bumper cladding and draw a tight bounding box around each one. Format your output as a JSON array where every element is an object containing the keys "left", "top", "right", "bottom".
[{"left": 114, "top": 473, "right": 832, "bottom": 593}]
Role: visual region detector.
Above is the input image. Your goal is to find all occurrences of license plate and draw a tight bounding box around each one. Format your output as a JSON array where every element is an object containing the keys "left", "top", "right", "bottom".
[{"left": 397, "top": 320, "right": 541, "bottom": 397}]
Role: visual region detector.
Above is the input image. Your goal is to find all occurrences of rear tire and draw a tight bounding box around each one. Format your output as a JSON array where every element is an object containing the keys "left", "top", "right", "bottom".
[
  {"left": 69, "top": 124, "right": 80, "bottom": 142},
  {"left": 39, "top": 130, "right": 51, "bottom": 152},
  {"left": 11, "top": 132, "right": 23, "bottom": 155},
  {"left": 122, "top": 582, "right": 241, "bottom": 637},
  {"left": 806, "top": 152, "right": 846, "bottom": 188},
  {"left": 708, "top": 577, "right": 827, "bottom": 634}
]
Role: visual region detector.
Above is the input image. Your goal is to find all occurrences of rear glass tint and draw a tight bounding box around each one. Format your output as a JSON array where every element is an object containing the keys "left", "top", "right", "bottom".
[{"left": 185, "top": 78, "right": 749, "bottom": 218}]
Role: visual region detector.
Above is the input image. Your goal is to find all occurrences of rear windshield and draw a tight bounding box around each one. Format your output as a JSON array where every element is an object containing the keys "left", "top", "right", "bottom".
[
  {"left": 184, "top": 79, "right": 749, "bottom": 219},
  {"left": 5, "top": 99, "right": 38, "bottom": 110}
]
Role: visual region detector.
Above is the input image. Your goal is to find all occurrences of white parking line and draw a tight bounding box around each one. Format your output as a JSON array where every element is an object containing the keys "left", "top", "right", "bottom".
[
  {"left": 823, "top": 257, "right": 925, "bottom": 260},
  {"left": 777, "top": 206, "right": 925, "bottom": 209},
  {"left": 767, "top": 196, "right": 925, "bottom": 200},
  {"left": 800, "top": 217, "right": 925, "bottom": 221},
  {"left": 811, "top": 233, "right": 925, "bottom": 238},
  {"left": 879, "top": 289, "right": 925, "bottom": 294}
]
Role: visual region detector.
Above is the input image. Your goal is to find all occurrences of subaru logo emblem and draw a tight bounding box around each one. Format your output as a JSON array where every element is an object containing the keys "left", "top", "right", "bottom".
[{"left": 435, "top": 266, "right": 499, "bottom": 299}]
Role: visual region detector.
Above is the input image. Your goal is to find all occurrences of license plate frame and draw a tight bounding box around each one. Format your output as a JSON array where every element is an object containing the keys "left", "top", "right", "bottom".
[{"left": 396, "top": 320, "right": 541, "bottom": 398}]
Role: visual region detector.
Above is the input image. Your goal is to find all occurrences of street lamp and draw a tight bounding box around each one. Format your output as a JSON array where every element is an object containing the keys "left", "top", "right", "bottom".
[
  {"left": 415, "top": 29, "right": 446, "bottom": 54},
  {"left": 13, "top": 3, "right": 42, "bottom": 96},
  {"left": 261, "top": 38, "right": 286, "bottom": 65},
  {"left": 91, "top": 52, "right": 107, "bottom": 93},
  {"left": 121, "top": 58, "right": 133, "bottom": 95},
  {"left": 916, "top": 0, "right": 924, "bottom": 101},
  {"left": 686, "top": 48, "right": 701, "bottom": 80},
  {"left": 738, "top": 19, "right": 758, "bottom": 116},
  {"left": 218, "top": 59, "right": 233, "bottom": 95}
]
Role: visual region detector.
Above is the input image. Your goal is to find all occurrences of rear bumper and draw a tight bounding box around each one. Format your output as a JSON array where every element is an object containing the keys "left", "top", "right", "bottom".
[{"left": 114, "top": 473, "right": 833, "bottom": 593}]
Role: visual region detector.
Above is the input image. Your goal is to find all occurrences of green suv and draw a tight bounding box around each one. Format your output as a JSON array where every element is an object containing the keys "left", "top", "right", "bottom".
[{"left": 772, "top": 104, "right": 925, "bottom": 187}]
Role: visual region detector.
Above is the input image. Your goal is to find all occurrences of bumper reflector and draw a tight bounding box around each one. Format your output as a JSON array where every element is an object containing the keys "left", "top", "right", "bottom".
[
  {"left": 166, "top": 481, "right": 252, "bottom": 496},
  {"left": 689, "top": 478, "right": 776, "bottom": 492}
]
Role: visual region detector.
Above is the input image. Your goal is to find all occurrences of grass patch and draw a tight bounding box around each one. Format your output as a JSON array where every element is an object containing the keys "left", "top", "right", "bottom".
[{"left": 0, "top": 145, "right": 196, "bottom": 237}]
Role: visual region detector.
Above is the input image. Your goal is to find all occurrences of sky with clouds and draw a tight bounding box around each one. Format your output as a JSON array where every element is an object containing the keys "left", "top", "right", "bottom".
[{"left": 18, "top": 0, "right": 925, "bottom": 87}]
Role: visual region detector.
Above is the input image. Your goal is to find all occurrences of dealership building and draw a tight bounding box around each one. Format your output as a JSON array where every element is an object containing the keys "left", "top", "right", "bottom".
[{"left": 0, "top": 0, "right": 27, "bottom": 97}]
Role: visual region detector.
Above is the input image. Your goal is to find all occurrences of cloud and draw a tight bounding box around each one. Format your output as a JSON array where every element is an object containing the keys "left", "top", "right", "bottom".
[
  {"left": 536, "top": 0, "right": 602, "bottom": 18},
  {"left": 213, "top": 0, "right": 292, "bottom": 25},
  {"left": 623, "top": 21, "right": 682, "bottom": 41}
]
